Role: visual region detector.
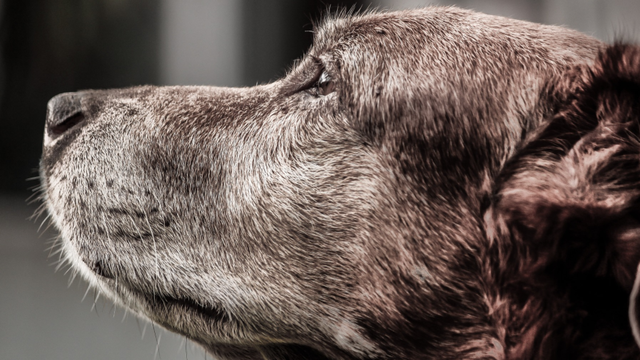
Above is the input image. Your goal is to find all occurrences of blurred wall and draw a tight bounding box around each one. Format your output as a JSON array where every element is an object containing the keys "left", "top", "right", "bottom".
[{"left": 159, "top": 0, "right": 242, "bottom": 87}]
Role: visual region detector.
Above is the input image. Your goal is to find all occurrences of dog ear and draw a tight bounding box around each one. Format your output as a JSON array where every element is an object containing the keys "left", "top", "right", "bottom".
[{"left": 486, "top": 44, "right": 640, "bottom": 345}]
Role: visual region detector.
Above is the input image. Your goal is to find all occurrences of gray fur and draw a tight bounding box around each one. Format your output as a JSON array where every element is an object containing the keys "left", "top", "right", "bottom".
[{"left": 41, "top": 6, "right": 640, "bottom": 359}]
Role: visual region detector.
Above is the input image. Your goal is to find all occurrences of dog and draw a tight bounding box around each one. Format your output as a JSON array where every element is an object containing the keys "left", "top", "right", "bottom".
[{"left": 40, "top": 6, "right": 640, "bottom": 359}]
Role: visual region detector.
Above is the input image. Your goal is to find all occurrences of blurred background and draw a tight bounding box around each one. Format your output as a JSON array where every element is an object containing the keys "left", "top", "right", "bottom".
[{"left": 1, "top": 0, "right": 639, "bottom": 359}]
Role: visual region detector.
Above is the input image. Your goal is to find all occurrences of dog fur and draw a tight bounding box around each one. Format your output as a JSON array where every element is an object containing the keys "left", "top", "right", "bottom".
[{"left": 39, "top": 6, "right": 640, "bottom": 359}]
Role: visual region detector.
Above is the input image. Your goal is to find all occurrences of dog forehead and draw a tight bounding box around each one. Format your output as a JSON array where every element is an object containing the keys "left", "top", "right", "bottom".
[
  {"left": 312, "top": 7, "right": 499, "bottom": 54},
  {"left": 312, "top": 6, "right": 598, "bottom": 66}
]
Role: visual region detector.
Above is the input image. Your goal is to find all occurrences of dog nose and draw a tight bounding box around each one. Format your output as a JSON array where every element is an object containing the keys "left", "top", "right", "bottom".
[{"left": 45, "top": 92, "right": 86, "bottom": 143}]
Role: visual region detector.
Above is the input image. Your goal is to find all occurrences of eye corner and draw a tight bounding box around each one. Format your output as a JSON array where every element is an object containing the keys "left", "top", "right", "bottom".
[
  {"left": 311, "top": 70, "right": 336, "bottom": 97},
  {"left": 304, "top": 63, "right": 336, "bottom": 97},
  {"left": 283, "top": 56, "right": 337, "bottom": 98}
]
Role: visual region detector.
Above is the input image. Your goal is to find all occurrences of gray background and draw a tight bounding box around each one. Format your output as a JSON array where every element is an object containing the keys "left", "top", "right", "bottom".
[{"left": 1, "top": 0, "right": 640, "bottom": 359}]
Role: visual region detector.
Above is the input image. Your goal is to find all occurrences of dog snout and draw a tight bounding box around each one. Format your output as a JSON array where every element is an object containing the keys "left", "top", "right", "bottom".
[{"left": 45, "top": 92, "right": 86, "bottom": 145}]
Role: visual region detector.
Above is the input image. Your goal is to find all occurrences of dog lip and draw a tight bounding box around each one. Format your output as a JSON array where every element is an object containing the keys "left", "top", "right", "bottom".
[
  {"left": 86, "top": 259, "right": 115, "bottom": 279},
  {"left": 149, "top": 294, "right": 229, "bottom": 323}
]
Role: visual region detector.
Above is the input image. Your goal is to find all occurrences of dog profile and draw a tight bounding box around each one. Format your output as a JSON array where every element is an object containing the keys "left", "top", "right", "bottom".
[{"left": 40, "top": 6, "right": 640, "bottom": 359}]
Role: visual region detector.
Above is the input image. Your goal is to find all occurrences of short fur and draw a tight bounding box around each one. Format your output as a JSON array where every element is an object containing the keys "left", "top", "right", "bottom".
[{"left": 39, "top": 7, "right": 640, "bottom": 359}]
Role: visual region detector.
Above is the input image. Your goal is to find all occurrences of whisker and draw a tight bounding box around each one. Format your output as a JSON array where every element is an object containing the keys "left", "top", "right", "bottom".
[
  {"left": 46, "top": 235, "right": 62, "bottom": 258},
  {"left": 142, "top": 321, "right": 148, "bottom": 340},
  {"left": 82, "top": 284, "right": 92, "bottom": 302},
  {"left": 54, "top": 260, "right": 66, "bottom": 273},
  {"left": 63, "top": 264, "right": 75, "bottom": 276},
  {"left": 25, "top": 175, "right": 41, "bottom": 182},
  {"left": 180, "top": 336, "right": 187, "bottom": 357},
  {"left": 91, "top": 289, "right": 100, "bottom": 314},
  {"left": 152, "top": 323, "right": 162, "bottom": 360},
  {"left": 26, "top": 191, "right": 41, "bottom": 206},
  {"left": 136, "top": 317, "right": 143, "bottom": 337},
  {"left": 37, "top": 212, "right": 53, "bottom": 233},
  {"left": 68, "top": 269, "right": 78, "bottom": 286}
]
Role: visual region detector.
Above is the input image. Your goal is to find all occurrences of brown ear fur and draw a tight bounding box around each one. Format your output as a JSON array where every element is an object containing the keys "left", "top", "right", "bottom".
[{"left": 486, "top": 44, "right": 640, "bottom": 357}]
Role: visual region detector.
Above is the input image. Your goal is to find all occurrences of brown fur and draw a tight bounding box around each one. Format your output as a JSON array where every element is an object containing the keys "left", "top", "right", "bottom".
[{"left": 39, "top": 6, "right": 640, "bottom": 359}]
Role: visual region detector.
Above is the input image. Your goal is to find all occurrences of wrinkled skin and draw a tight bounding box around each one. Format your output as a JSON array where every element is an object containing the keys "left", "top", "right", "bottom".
[{"left": 40, "top": 7, "right": 640, "bottom": 360}]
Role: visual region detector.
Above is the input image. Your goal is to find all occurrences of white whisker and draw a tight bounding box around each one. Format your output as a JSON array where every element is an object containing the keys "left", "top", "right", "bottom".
[
  {"left": 91, "top": 289, "right": 100, "bottom": 314},
  {"left": 152, "top": 323, "right": 162, "bottom": 360},
  {"left": 82, "top": 284, "right": 92, "bottom": 302},
  {"left": 141, "top": 321, "right": 148, "bottom": 340}
]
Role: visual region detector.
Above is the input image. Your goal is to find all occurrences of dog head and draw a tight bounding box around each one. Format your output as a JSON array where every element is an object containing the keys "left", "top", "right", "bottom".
[{"left": 40, "top": 6, "right": 640, "bottom": 359}]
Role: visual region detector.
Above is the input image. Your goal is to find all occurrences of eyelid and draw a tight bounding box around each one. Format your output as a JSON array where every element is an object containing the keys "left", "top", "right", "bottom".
[
  {"left": 283, "top": 56, "right": 335, "bottom": 97},
  {"left": 296, "top": 62, "right": 325, "bottom": 93}
]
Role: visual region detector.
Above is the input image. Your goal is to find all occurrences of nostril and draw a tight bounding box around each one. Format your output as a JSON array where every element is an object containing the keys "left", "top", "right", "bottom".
[
  {"left": 49, "top": 112, "right": 85, "bottom": 136},
  {"left": 46, "top": 92, "right": 87, "bottom": 139}
]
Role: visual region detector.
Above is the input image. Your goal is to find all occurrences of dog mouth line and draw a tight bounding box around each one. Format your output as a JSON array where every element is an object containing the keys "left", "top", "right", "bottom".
[
  {"left": 86, "top": 260, "right": 229, "bottom": 323},
  {"left": 148, "top": 294, "right": 229, "bottom": 323}
]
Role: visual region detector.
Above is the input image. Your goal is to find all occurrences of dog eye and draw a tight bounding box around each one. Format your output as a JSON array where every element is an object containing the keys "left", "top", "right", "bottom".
[{"left": 308, "top": 70, "right": 336, "bottom": 97}]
